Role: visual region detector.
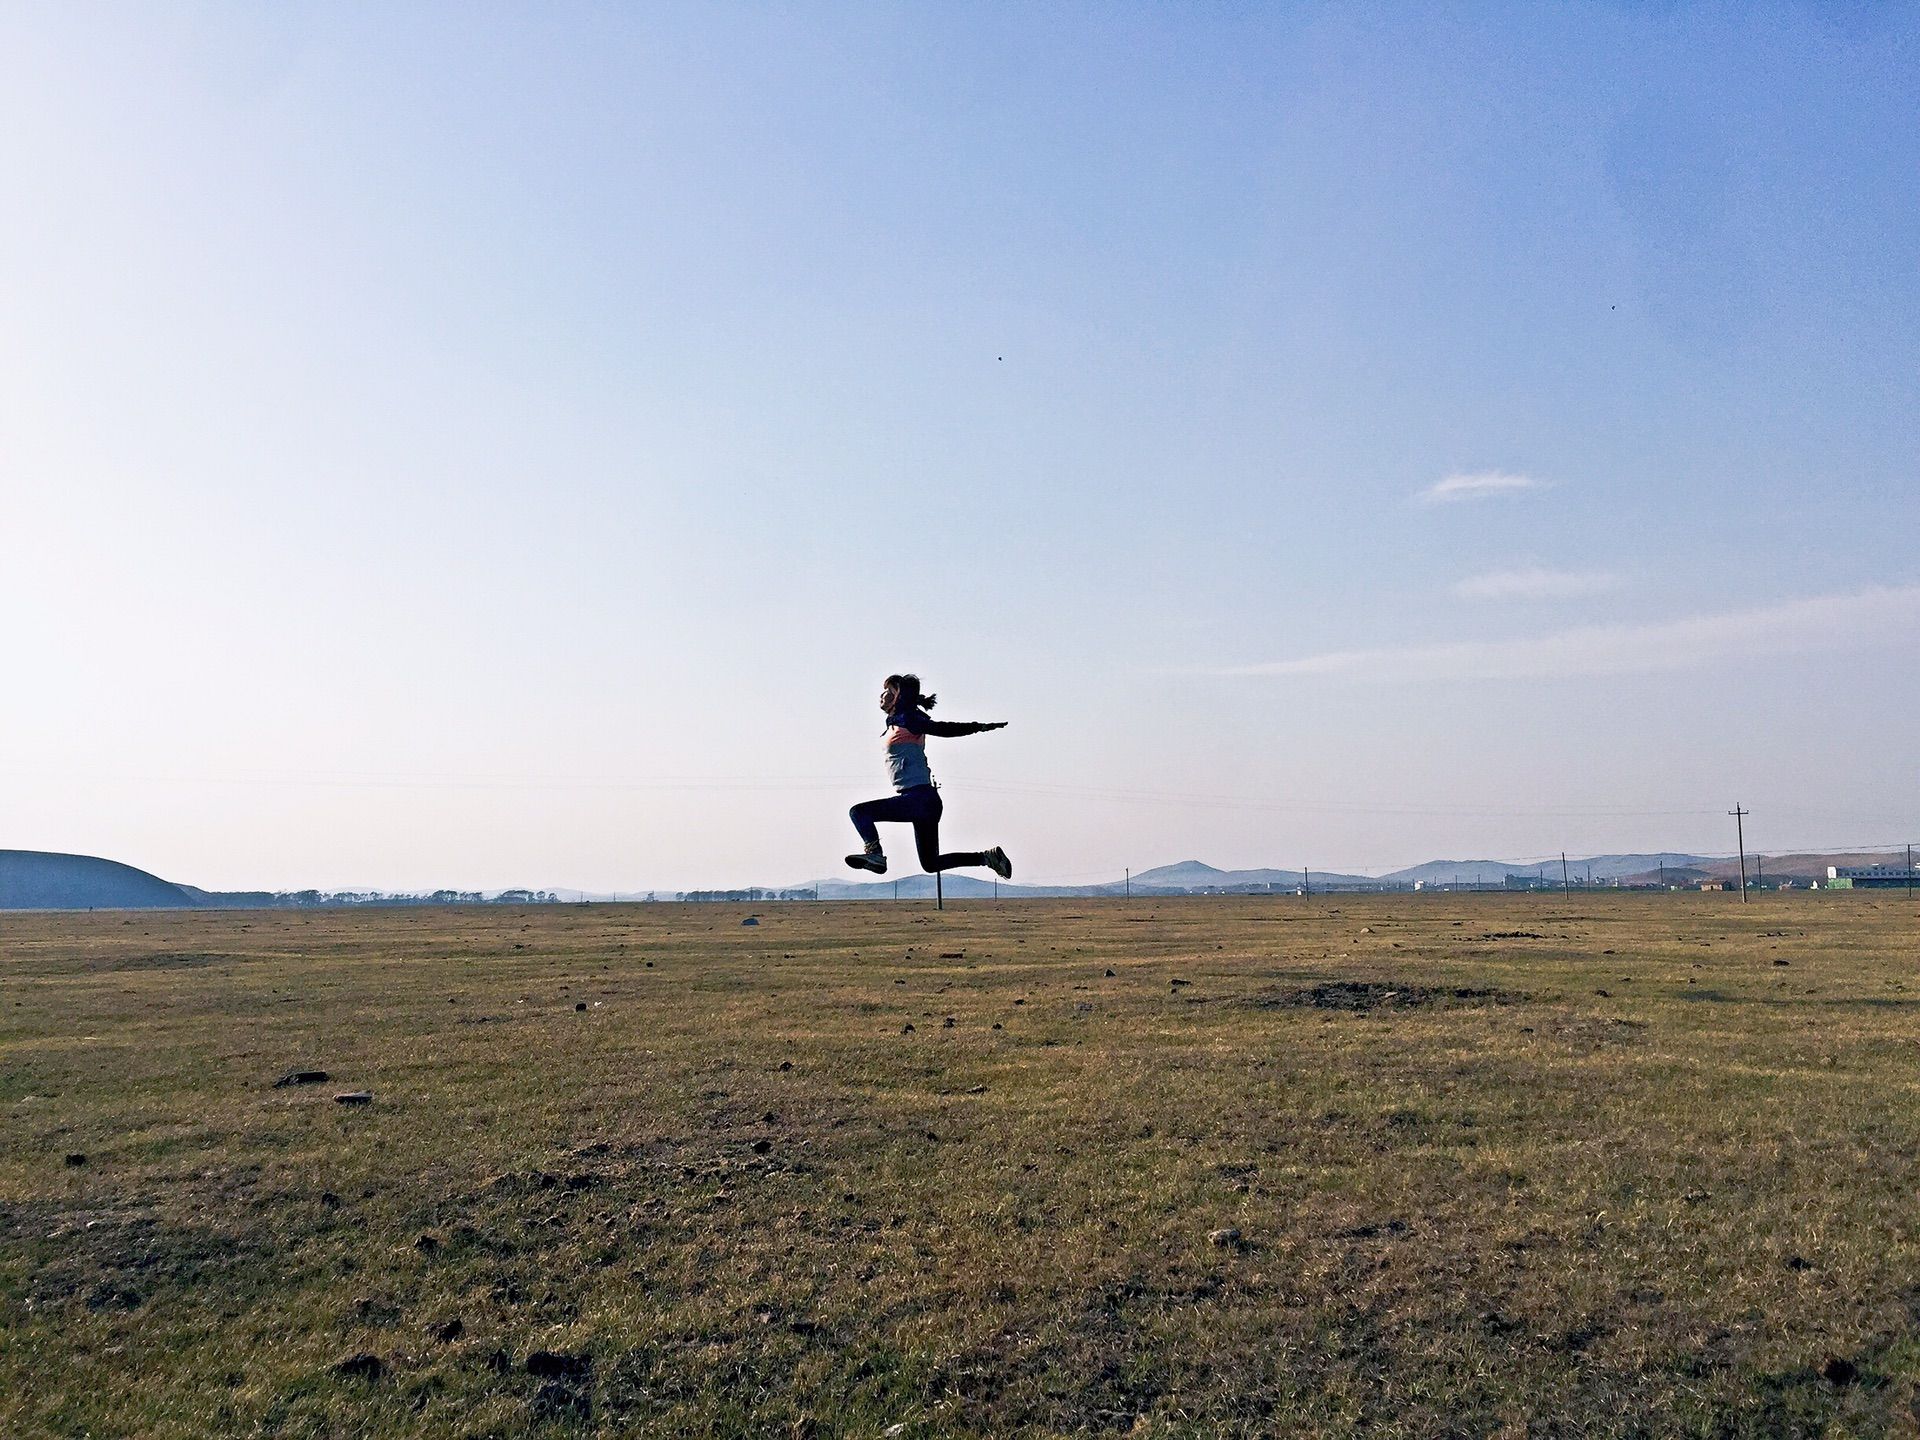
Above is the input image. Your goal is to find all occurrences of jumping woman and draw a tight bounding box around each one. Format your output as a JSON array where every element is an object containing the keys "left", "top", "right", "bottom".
[{"left": 846, "top": 674, "right": 1013, "bottom": 880}]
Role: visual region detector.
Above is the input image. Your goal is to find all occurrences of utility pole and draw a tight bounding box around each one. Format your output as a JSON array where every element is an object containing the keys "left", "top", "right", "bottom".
[
  {"left": 1906, "top": 843, "right": 1913, "bottom": 898},
  {"left": 1756, "top": 854, "right": 1764, "bottom": 890},
  {"left": 893, "top": 879, "right": 899, "bottom": 901},
  {"left": 1125, "top": 868, "right": 1131, "bottom": 900},
  {"left": 1729, "top": 805, "right": 1749, "bottom": 903},
  {"left": 1659, "top": 859, "right": 1666, "bottom": 890},
  {"left": 936, "top": 870, "right": 943, "bottom": 911},
  {"left": 1303, "top": 867, "right": 1310, "bottom": 898},
  {"left": 1561, "top": 852, "right": 1570, "bottom": 891}
]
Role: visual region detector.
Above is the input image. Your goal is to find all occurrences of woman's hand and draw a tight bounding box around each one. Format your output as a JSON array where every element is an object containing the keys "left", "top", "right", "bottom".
[{"left": 978, "top": 721, "right": 1009, "bottom": 732}]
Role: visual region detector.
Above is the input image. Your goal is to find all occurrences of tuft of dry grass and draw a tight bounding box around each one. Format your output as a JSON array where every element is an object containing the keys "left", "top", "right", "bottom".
[{"left": 3, "top": 894, "right": 1919, "bottom": 1437}]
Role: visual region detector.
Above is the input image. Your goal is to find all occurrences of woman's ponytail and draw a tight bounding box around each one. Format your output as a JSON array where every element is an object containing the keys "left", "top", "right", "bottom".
[{"left": 886, "top": 673, "right": 937, "bottom": 710}]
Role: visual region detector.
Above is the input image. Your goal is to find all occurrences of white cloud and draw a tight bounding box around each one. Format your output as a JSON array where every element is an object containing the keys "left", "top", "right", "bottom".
[
  {"left": 1452, "top": 567, "right": 1622, "bottom": 601},
  {"left": 1219, "top": 585, "right": 1920, "bottom": 683},
  {"left": 1418, "top": 471, "right": 1547, "bottom": 504}
]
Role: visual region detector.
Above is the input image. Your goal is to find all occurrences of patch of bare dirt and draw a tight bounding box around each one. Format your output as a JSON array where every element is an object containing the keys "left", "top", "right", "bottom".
[{"left": 1251, "top": 981, "right": 1525, "bottom": 1012}]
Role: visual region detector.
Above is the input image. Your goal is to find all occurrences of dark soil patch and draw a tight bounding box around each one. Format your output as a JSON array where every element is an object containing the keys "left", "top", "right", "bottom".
[
  {"left": 526, "top": 1349, "right": 592, "bottom": 1379},
  {"left": 1252, "top": 981, "right": 1525, "bottom": 1012},
  {"left": 333, "top": 1352, "right": 384, "bottom": 1381},
  {"left": 101, "top": 952, "right": 248, "bottom": 972}
]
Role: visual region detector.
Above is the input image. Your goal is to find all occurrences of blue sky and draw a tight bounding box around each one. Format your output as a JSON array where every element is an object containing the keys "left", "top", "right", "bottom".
[{"left": 3, "top": 3, "right": 1915, "bottom": 890}]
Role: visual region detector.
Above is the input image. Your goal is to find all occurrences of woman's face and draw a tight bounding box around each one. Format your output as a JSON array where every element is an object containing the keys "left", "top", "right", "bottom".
[{"left": 880, "top": 683, "right": 899, "bottom": 713}]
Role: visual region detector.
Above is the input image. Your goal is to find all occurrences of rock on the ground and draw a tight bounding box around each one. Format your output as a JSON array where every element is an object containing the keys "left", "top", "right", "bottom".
[
  {"left": 334, "top": 1091, "right": 373, "bottom": 1105},
  {"left": 333, "top": 1352, "right": 384, "bottom": 1380},
  {"left": 274, "top": 1070, "right": 330, "bottom": 1088},
  {"left": 1208, "top": 1227, "right": 1244, "bottom": 1248}
]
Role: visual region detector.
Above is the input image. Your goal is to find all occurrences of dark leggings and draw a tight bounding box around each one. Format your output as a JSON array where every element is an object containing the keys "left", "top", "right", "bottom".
[{"left": 849, "top": 786, "right": 988, "bottom": 873}]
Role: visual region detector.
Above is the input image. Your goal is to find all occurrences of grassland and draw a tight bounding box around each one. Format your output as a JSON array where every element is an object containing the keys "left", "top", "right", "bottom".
[{"left": 4, "top": 893, "right": 1919, "bottom": 1438}]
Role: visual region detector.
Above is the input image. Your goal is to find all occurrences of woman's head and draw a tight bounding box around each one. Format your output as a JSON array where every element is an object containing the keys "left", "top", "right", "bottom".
[{"left": 881, "top": 673, "right": 936, "bottom": 712}]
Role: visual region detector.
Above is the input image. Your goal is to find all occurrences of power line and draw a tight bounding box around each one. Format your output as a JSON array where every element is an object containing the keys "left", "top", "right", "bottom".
[
  {"left": 20, "top": 762, "right": 1914, "bottom": 836},
  {"left": 28, "top": 763, "right": 1765, "bottom": 820}
]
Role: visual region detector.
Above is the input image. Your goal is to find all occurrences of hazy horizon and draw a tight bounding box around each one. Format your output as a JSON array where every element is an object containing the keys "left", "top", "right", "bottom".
[
  {"left": 4, "top": 4, "right": 1916, "bottom": 892},
  {"left": 179, "top": 846, "right": 1914, "bottom": 900}
]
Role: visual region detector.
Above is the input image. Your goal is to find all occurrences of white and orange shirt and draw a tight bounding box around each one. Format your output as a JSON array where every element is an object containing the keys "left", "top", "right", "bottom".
[{"left": 884, "top": 708, "right": 937, "bottom": 791}]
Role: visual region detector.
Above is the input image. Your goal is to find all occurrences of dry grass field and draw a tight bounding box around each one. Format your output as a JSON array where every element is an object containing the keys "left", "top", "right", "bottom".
[{"left": 4, "top": 893, "right": 1919, "bottom": 1438}]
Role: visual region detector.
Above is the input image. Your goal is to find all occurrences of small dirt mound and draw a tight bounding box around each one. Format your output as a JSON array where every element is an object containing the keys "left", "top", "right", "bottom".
[{"left": 1253, "top": 981, "right": 1523, "bottom": 1012}]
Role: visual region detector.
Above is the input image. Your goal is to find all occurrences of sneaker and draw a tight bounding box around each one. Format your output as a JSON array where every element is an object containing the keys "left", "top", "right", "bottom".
[
  {"left": 845, "top": 851, "right": 887, "bottom": 874},
  {"left": 983, "top": 846, "right": 1012, "bottom": 880}
]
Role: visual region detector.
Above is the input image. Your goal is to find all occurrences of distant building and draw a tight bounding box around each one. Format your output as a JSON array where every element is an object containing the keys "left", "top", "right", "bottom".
[{"left": 1826, "top": 866, "right": 1915, "bottom": 890}]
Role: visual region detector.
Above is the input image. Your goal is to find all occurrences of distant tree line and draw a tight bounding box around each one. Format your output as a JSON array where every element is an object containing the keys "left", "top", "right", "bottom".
[
  {"left": 217, "top": 889, "right": 560, "bottom": 907},
  {"left": 677, "top": 888, "right": 817, "bottom": 902}
]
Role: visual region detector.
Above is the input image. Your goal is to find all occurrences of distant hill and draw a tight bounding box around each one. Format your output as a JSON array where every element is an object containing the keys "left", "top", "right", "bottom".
[
  {"left": 1371, "top": 859, "right": 1519, "bottom": 886},
  {"left": 1128, "top": 860, "right": 1375, "bottom": 890},
  {"left": 800, "top": 850, "right": 1915, "bottom": 900},
  {"left": 806, "top": 859, "right": 1376, "bottom": 901},
  {"left": 1561, "top": 853, "right": 1718, "bottom": 882},
  {"left": 0, "top": 850, "right": 199, "bottom": 910},
  {"left": 1131, "top": 860, "right": 1252, "bottom": 888},
  {"left": 14, "top": 846, "right": 1901, "bottom": 911},
  {"left": 1617, "top": 852, "right": 1909, "bottom": 887},
  {"left": 1378, "top": 854, "right": 1712, "bottom": 886},
  {"left": 813, "top": 873, "right": 1003, "bottom": 901},
  {"left": 1617, "top": 866, "right": 1711, "bottom": 887},
  {"left": 810, "top": 873, "right": 1115, "bottom": 900}
]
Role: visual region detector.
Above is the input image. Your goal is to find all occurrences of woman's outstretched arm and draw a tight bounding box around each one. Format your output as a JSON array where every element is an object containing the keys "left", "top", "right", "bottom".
[{"left": 915, "top": 718, "right": 1007, "bottom": 738}]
